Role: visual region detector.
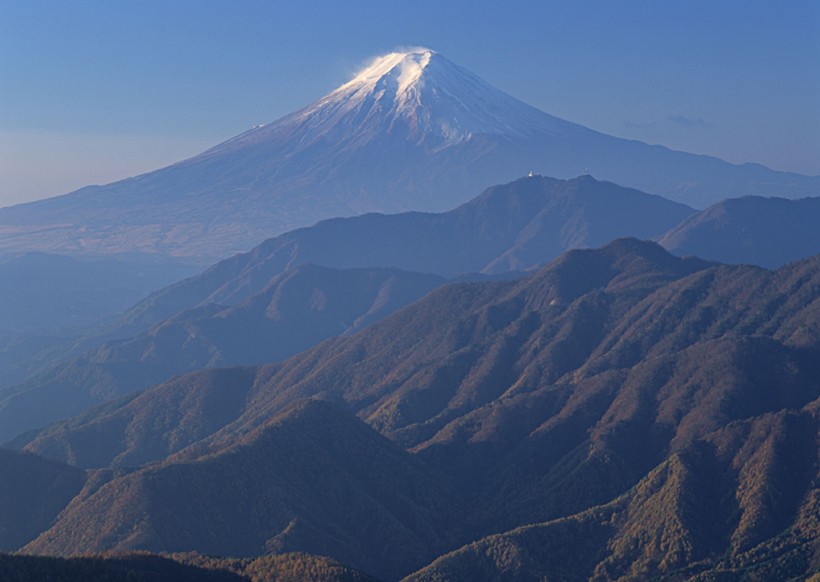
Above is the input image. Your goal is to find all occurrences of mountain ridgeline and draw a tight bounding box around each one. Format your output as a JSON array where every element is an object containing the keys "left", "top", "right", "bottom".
[
  {"left": 9, "top": 239, "right": 819, "bottom": 580},
  {"left": 120, "top": 174, "right": 694, "bottom": 327},
  {"left": 1, "top": 49, "right": 816, "bottom": 259},
  {"left": 0, "top": 266, "right": 445, "bottom": 443},
  {"left": 0, "top": 175, "right": 695, "bottom": 440},
  {"left": 4, "top": 177, "right": 820, "bottom": 446},
  {"left": 659, "top": 195, "right": 820, "bottom": 268}
]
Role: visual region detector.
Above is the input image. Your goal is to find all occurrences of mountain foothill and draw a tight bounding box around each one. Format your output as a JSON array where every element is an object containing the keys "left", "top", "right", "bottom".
[{"left": 1, "top": 47, "right": 819, "bottom": 582}]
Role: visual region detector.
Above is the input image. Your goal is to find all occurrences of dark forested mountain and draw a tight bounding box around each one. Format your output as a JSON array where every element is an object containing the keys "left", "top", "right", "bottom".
[
  {"left": 1, "top": 49, "right": 814, "bottom": 259},
  {"left": 13, "top": 240, "right": 820, "bottom": 580},
  {"left": 0, "top": 266, "right": 444, "bottom": 443},
  {"left": 0, "top": 449, "right": 85, "bottom": 551},
  {"left": 0, "top": 551, "right": 377, "bottom": 581},
  {"left": 24, "top": 400, "right": 464, "bottom": 581},
  {"left": 659, "top": 195, "right": 820, "bottom": 268},
  {"left": 0, "top": 553, "right": 244, "bottom": 582},
  {"left": 406, "top": 403, "right": 820, "bottom": 581},
  {"left": 0, "top": 552, "right": 376, "bottom": 582}
]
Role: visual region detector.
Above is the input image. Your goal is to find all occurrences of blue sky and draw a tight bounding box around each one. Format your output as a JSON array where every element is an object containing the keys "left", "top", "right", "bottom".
[{"left": 1, "top": 0, "right": 818, "bottom": 207}]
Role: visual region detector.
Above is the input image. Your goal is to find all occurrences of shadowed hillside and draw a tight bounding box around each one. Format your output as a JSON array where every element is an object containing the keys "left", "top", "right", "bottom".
[
  {"left": 24, "top": 400, "right": 463, "bottom": 581},
  {"left": 0, "top": 266, "right": 444, "bottom": 443},
  {"left": 405, "top": 403, "right": 820, "bottom": 581},
  {"left": 0, "top": 552, "right": 243, "bottom": 582},
  {"left": 659, "top": 195, "right": 820, "bottom": 268},
  {"left": 0, "top": 449, "right": 86, "bottom": 551},
  {"left": 0, "top": 551, "right": 377, "bottom": 581}
]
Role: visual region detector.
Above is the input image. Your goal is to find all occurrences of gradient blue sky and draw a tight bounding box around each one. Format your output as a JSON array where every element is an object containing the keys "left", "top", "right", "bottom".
[{"left": 1, "top": 0, "right": 818, "bottom": 207}]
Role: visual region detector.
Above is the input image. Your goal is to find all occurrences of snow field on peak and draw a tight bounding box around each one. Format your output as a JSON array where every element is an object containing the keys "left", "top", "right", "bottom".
[
  {"left": 215, "top": 48, "right": 580, "bottom": 153},
  {"left": 344, "top": 48, "right": 435, "bottom": 92}
]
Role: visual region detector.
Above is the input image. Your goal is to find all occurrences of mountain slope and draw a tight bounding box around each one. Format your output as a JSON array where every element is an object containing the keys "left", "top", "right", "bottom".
[
  {"left": 2, "top": 174, "right": 687, "bottom": 392},
  {"left": 0, "top": 175, "right": 693, "bottom": 443},
  {"left": 17, "top": 239, "right": 711, "bottom": 466},
  {"left": 165, "top": 245, "right": 819, "bottom": 528},
  {"left": 0, "top": 449, "right": 86, "bottom": 551},
  {"left": 0, "top": 266, "right": 444, "bottom": 443},
  {"left": 659, "top": 195, "right": 820, "bottom": 268},
  {"left": 18, "top": 241, "right": 820, "bottom": 580},
  {"left": 1, "top": 49, "right": 815, "bottom": 258},
  {"left": 25, "top": 244, "right": 820, "bottom": 474},
  {"left": 119, "top": 175, "right": 693, "bottom": 329},
  {"left": 23, "top": 400, "right": 464, "bottom": 581},
  {"left": 405, "top": 403, "right": 820, "bottom": 581},
  {"left": 27, "top": 241, "right": 820, "bottom": 475}
]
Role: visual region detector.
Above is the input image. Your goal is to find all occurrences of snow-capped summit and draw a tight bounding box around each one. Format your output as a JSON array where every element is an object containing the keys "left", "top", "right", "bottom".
[
  {"left": 311, "top": 47, "right": 563, "bottom": 143},
  {"left": 335, "top": 48, "right": 574, "bottom": 143},
  {"left": 1, "top": 48, "right": 816, "bottom": 259},
  {"left": 215, "top": 48, "right": 576, "bottom": 153},
  {"left": 342, "top": 48, "right": 437, "bottom": 93}
]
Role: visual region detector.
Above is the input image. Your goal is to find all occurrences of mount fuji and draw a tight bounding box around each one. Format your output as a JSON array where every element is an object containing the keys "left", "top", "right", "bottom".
[{"left": 1, "top": 48, "right": 816, "bottom": 259}]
